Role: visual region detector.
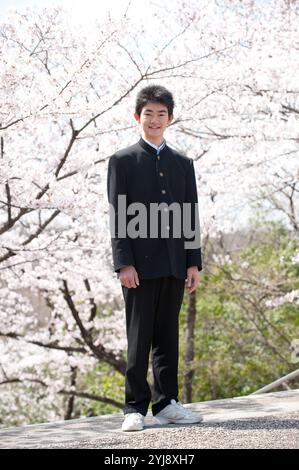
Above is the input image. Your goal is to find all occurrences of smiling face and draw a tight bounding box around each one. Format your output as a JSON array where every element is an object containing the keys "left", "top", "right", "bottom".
[{"left": 134, "top": 101, "right": 173, "bottom": 145}]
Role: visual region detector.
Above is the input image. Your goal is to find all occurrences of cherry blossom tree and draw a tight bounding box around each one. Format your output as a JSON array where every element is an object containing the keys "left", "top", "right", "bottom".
[
  {"left": 0, "top": 0, "right": 298, "bottom": 425},
  {"left": 0, "top": 3, "right": 225, "bottom": 425}
]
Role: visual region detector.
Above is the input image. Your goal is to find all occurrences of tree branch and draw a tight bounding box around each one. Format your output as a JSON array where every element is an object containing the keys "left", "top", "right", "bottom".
[
  {"left": 0, "top": 377, "right": 123, "bottom": 409},
  {"left": 60, "top": 280, "right": 126, "bottom": 375}
]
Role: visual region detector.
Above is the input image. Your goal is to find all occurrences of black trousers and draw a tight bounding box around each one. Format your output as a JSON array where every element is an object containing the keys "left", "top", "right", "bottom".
[{"left": 121, "top": 276, "right": 185, "bottom": 416}]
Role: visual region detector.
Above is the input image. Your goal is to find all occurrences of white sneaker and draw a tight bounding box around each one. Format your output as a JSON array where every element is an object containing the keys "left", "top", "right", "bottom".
[
  {"left": 122, "top": 412, "right": 145, "bottom": 431},
  {"left": 155, "top": 399, "right": 203, "bottom": 425}
]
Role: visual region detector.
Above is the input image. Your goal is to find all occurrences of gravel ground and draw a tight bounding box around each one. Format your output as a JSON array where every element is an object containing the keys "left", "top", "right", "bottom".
[{"left": 41, "top": 412, "right": 299, "bottom": 449}]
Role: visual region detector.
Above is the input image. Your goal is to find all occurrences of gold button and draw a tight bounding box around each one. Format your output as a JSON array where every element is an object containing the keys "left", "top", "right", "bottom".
[
  {"left": 159, "top": 172, "right": 164, "bottom": 176},
  {"left": 157, "top": 156, "right": 160, "bottom": 160},
  {"left": 161, "top": 189, "right": 166, "bottom": 194}
]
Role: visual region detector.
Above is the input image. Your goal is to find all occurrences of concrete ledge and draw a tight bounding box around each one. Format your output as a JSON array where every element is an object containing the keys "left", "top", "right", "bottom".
[{"left": 0, "top": 389, "right": 298, "bottom": 449}]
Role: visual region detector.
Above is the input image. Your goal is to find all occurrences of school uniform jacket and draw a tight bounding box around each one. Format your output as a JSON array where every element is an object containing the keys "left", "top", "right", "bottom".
[{"left": 107, "top": 137, "right": 202, "bottom": 280}]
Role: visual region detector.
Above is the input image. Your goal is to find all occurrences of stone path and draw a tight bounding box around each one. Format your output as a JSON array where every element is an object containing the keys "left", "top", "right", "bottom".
[{"left": 0, "top": 389, "right": 298, "bottom": 449}]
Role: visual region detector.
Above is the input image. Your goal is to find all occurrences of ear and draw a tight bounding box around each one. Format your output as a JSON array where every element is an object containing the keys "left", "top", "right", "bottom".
[
  {"left": 168, "top": 114, "right": 174, "bottom": 125},
  {"left": 134, "top": 112, "right": 140, "bottom": 122}
]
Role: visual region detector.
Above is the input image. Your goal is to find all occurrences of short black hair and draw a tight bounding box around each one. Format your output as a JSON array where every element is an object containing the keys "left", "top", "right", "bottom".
[{"left": 135, "top": 85, "right": 174, "bottom": 117}]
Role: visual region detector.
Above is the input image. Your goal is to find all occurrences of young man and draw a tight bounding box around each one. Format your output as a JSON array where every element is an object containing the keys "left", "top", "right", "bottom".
[{"left": 107, "top": 85, "right": 203, "bottom": 431}]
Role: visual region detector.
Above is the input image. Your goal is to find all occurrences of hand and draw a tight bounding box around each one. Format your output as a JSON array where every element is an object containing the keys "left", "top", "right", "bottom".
[
  {"left": 119, "top": 265, "right": 140, "bottom": 288},
  {"left": 185, "top": 266, "right": 201, "bottom": 294}
]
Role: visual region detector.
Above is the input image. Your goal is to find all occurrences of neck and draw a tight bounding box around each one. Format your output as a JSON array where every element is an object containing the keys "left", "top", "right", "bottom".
[{"left": 142, "top": 132, "right": 164, "bottom": 147}]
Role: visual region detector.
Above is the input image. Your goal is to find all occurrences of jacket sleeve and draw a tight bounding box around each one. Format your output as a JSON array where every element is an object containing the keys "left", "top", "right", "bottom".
[
  {"left": 185, "top": 159, "right": 203, "bottom": 271},
  {"left": 107, "top": 154, "right": 135, "bottom": 273}
]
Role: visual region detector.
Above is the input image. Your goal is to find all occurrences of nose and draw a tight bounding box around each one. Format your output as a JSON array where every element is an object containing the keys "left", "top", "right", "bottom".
[{"left": 150, "top": 117, "right": 159, "bottom": 125}]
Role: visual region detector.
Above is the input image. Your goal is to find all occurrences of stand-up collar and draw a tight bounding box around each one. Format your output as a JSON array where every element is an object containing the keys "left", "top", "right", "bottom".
[{"left": 138, "top": 137, "right": 167, "bottom": 156}]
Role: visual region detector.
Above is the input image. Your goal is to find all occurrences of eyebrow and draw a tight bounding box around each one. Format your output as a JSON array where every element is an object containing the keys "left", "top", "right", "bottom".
[{"left": 144, "top": 108, "right": 167, "bottom": 113}]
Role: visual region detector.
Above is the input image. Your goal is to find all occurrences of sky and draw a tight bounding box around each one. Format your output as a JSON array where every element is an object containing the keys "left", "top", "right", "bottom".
[{"left": 0, "top": 0, "right": 148, "bottom": 24}]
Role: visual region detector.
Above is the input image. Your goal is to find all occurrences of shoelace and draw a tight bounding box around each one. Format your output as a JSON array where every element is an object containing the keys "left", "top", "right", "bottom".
[
  {"left": 171, "top": 400, "right": 196, "bottom": 417},
  {"left": 126, "top": 413, "right": 143, "bottom": 422},
  {"left": 132, "top": 413, "right": 143, "bottom": 420}
]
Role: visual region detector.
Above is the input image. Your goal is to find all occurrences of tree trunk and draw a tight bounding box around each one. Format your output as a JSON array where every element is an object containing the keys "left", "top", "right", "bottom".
[{"left": 64, "top": 365, "right": 77, "bottom": 420}]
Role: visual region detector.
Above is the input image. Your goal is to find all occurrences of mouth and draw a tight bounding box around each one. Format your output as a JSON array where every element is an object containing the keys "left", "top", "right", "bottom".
[{"left": 149, "top": 127, "right": 161, "bottom": 129}]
